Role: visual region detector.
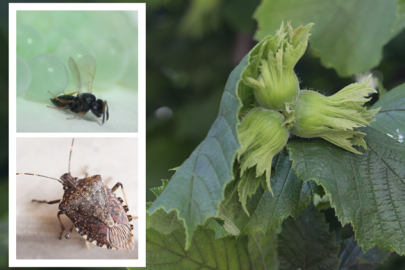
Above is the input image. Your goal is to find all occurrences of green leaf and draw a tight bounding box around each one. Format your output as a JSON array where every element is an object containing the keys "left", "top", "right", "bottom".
[
  {"left": 287, "top": 127, "right": 405, "bottom": 254},
  {"left": 339, "top": 237, "right": 388, "bottom": 270},
  {"left": 217, "top": 151, "right": 319, "bottom": 236},
  {"left": 248, "top": 230, "right": 279, "bottom": 270},
  {"left": 145, "top": 227, "right": 251, "bottom": 269},
  {"left": 147, "top": 208, "right": 184, "bottom": 235},
  {"left": 277, "top": 203, "right": 340, "bottom": 270},
  {"left": 147, "top": 179, "right": 184, "bottom": 235},
  {"left": 254, "top": 0, "right": 399, "bottom": 77},
  {"left": 313, "top": 194, "right": 331, "bottom": 210},
  {"left": 150, "top": 179, "right": 170, "bottom": 198},
  {"left": 394, "top": 0, "right": 405, "bottom": 31},
  {"left": 148, "top": 56, "right": 247, "bottom": 249},
  {"left": 370, "top": 83, "right": 405, "bottom": 142},
  {"left": 205, "top": 218, "right": 230, "bottom": 239}
]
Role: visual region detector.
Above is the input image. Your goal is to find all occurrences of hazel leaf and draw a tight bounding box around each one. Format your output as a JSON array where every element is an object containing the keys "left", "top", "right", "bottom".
[
  {"left": 254, "top": 0, "right": 400, "bottom": 77},
  {"left": 143, "top": 227, "right": 251, "bottom": 270},
  {"left": 146, "top": 208, "right": 184, "bottom": 236},
  {"left": 150, "top": 179, "right": 169, "bottom": 198},
  {"left": 248, "top": 230, "right": 279, "bottom": 270},
  {"left": 148, "top": 55, "right": 247, "bottom": 249},
  {"left": 370, "top": 82, "right": 405, "bottom": 143},
  {"left": 287, "top": 127, "right": 405, "bottom": 254},
  {"left": 217, "top": 151, "right": 319, "bottom": 236},
  {"left": 277, "top": 203, "right": 340, "bottom": 270}
]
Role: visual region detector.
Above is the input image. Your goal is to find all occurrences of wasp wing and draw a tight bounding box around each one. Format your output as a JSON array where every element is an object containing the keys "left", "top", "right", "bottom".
[
  {"left": 68, "top": 57, "right": 82, "bottom": 95},
  {"left": 77, "top": 55, "right": 96, "bottom": 94}
]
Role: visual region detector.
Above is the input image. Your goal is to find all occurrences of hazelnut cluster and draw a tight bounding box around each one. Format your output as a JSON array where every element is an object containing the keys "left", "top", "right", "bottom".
[{"left": 237, "top": 22, "right": 379, "bottom": 194}]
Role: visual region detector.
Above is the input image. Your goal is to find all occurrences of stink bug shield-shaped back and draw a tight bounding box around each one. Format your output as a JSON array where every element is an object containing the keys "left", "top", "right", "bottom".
[{"left": 17, "top": 139, "right": 135, "bottom": 252}]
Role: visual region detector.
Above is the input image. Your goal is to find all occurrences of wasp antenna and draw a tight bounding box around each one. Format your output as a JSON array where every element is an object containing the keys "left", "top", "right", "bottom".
[
  {"left": 102, "top": 104, "right": 105, "bottom": 125},
  {"left": 106, "top": 102, "right": 109, "bottom": 121},
  {"left": 69, "top": 138, "right": 75, "bottom": 174},
  {"left": 17, "top": 173, "right": 63, "bottom": 184},
  {"left": 101, "top": 101, "right": 109, "bottom": 125}
]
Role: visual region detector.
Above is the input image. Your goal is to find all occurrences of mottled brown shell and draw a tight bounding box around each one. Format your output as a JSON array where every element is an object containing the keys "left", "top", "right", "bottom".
[{"left": 61, "top": 175, "right": 134, "bottom": 252}]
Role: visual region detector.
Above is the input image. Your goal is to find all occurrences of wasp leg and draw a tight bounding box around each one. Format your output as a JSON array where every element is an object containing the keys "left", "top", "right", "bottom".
[
  {"left": 48, "top": 91, "right": 75, "bottom": 103},
  {"left": 66, "top": 111, "right": 86, "bottom": 120},
  {"left": 47, "top": 105, "right": 70, "bottom": 109},
  {"left": 61, "top": 91, "right": 77, "bottom": 95}
]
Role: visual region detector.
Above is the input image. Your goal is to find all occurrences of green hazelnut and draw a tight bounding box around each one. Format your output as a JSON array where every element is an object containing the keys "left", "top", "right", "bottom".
[
  {"left": 291, "top": 76, "right": 380, "bottom": 154},
  {"left": 243, "top": 22, "right": 313, "bottom": 111},
  {"left": 237, "top": 107, "right": 290, "bottom": 193}
]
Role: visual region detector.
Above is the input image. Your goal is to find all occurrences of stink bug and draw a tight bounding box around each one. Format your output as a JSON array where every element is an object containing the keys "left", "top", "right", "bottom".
[{"left": 17, "top": 138, "right": 136, "bottom": 252}]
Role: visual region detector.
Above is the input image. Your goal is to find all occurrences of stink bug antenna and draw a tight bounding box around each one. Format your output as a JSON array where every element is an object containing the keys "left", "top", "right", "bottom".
[
  {"left": 16, "top": 173, "right": 63, "bottom": 184},
  {"left": 68, "top": 138, "right": 75, "bottom": 175}
]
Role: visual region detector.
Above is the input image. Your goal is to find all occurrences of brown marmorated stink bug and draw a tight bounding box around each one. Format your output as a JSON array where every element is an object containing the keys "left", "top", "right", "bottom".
[{"left": 17, "top": 138, "right": 136, "bottom": 252}]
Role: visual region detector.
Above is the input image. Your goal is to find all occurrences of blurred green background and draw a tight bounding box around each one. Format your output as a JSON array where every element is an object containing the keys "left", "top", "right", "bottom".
[{"left": 4, "top": 0, "right": 405, "bottom": 269}]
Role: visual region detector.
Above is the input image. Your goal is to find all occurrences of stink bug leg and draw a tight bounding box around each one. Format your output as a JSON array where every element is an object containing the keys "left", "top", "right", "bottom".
[
  {"left": 110, "top": 182, "right": 138, "bottom": 224},
  {"left": 30, "top": 199, "right": 66, "bottom": 239},
  {"left": 31, "top": 199, "right": 61, "bottom": 204},
  {"left": 57, "top": 211, "right": 66, "bottom": 239},
  {"left": 65, "top": 224, "right": 74, "bottom": 239}
]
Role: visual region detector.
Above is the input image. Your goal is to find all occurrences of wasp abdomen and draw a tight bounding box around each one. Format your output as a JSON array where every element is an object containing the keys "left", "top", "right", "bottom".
[{"left": 50, "top": 95, "right": 76, "bottom": 108}]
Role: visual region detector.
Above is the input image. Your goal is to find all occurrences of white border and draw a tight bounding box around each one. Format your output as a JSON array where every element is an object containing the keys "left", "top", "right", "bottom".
[{"left": 9, "top": 3, "right": 146, "bottom": 267}]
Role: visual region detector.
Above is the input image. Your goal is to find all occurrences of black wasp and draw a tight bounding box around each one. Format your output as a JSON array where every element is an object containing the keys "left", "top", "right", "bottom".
[{"left": 49, "top": 56, "right": 109, "bottom": 124}]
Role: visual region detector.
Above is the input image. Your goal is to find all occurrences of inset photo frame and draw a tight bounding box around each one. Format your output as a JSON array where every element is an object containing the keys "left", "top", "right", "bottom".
[
  {"left": 12, "top": 137, "right": 143, "bottom": 266},
  {"left": 11, "top": 3, "right": 145, "bottom": 133}
]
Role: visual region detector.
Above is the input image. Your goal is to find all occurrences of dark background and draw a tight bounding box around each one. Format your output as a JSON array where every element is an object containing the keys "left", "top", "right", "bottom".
[{"left": 4, "top": 0, "right": 405, "bottom": 269}]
